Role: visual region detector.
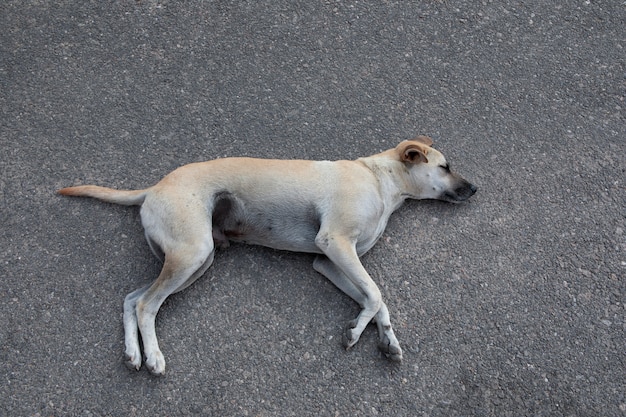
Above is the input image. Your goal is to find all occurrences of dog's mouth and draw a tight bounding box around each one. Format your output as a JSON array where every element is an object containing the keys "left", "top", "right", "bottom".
[{"left": 440, "top": 182, "right": 477, "bottom": 203}]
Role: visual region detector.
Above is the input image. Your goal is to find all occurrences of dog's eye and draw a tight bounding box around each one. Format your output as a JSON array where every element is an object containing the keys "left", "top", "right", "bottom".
[{"left": 440, "top": 164, "right": 451, "bottom": 172}]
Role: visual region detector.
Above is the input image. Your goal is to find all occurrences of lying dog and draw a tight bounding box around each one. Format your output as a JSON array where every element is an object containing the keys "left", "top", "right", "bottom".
[{"left": 58, "top": 136, "right": 476, "bottom": 375}]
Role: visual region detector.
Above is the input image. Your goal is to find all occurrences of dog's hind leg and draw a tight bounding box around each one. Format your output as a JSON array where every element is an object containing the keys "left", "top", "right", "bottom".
[
  {"left": 313, "top": 255, "right": 402, "bottom": 361},
  {"left": 123, "top": 284, "right": 151, "bottom": 370},
  {"left": 122, "top": 247, "right": 215, "bottom": 372},
  {"left": 146, "top": 234, "right": 165, "bottom": 263},
  {"left": 132, "top": 238, "right": 214, "bottom": 376},
  {"left": 172, "top": 249, "right": 215, "bottom": 294}
]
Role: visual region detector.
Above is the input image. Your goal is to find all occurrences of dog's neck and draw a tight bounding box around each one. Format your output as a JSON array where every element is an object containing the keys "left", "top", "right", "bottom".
[{"left": 357, "top": 154, "right": 410, "bottom": 211}]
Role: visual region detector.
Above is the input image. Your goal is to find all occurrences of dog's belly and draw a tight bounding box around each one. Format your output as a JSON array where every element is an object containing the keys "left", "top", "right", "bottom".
[
  {"left": 226, "top": 220, "right": 322, "bottom": 253},
  {"left": 212, "top": 191, "right": 323, "bottom": 253}
]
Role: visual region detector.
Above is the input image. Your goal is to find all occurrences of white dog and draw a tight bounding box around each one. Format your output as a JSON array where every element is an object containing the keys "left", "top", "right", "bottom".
[{"left": 59, "top": 136, "right": 476, "bottom": 375}]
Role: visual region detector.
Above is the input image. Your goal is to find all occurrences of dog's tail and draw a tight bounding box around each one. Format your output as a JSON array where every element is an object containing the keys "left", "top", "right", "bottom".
[{"left": 57, "top": 185, "right": 148, "bottom": 206}]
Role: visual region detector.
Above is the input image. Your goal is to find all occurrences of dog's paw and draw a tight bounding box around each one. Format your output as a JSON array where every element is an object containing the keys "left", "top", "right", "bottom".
[
  {"left": 342, "top": 320, "right": 360, "bottom": 349},
  {"left": 125, "top": 347, "right": 142, "bottom": 371},
  {"left": 378, "top": 338, "right": 403, "bottom": 362},
  {"left": 145, "top": 351, "right": 166, "bottom": 376}
]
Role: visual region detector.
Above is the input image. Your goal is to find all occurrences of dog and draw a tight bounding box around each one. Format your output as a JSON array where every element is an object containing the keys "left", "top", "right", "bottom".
[{"left": 58, "top": 135, "right": 476, "bottom": 375}]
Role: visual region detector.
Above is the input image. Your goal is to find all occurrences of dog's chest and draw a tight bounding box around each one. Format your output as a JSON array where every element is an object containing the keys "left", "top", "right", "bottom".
[{"left": 355, "top": 213, "right": 391, "bottom": 256}]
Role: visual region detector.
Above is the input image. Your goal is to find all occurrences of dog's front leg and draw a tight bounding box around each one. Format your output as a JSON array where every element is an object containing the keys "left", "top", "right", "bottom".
[
  {"left": 373, "top": 302, "right": 403, "bottom": 362},
  {"left": 313, "top": 255, "right": 402, "bottom": 361},
  {"left": 315, "top": 233, "right": 383, "bottom": 350}
]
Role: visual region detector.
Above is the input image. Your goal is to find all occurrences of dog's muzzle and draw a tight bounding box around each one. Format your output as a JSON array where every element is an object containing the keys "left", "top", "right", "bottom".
[{"left": 440, "top": 180, "right": 477, "bottom": 203}]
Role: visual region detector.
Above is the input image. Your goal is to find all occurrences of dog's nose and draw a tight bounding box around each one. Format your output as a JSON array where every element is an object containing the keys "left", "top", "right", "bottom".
[{"left": 469, "top": 183, "right": 478, "bottom": 195}]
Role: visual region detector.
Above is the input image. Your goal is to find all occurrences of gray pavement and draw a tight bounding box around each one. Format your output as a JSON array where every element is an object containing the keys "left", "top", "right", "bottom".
[{"left": 1, "top": 1, "right": 624, "bottom": 416}]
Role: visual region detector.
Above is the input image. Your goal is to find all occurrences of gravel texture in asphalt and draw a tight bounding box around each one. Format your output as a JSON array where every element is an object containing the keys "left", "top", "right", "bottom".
[{"left": 1, "top": 1, "right": 624, "bottom": 416}]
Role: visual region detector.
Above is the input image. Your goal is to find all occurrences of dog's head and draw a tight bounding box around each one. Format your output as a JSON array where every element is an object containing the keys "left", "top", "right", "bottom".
[{"left": 397, "top": 136, "right": 477, "bottom": 203}]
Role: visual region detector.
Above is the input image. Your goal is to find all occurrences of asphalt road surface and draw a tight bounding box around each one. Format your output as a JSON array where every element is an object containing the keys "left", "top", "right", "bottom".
[{"left": 1, "top": 1, "right": 624, "bottom": 416}]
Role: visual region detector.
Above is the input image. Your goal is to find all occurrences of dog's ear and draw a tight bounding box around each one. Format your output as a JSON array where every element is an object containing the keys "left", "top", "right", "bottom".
[
  {"left": 398, "top": 141, "right": 429, "bottom": 164},
  {"left": 413, "top": 135, "right": 434, "bottom": 147}
]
